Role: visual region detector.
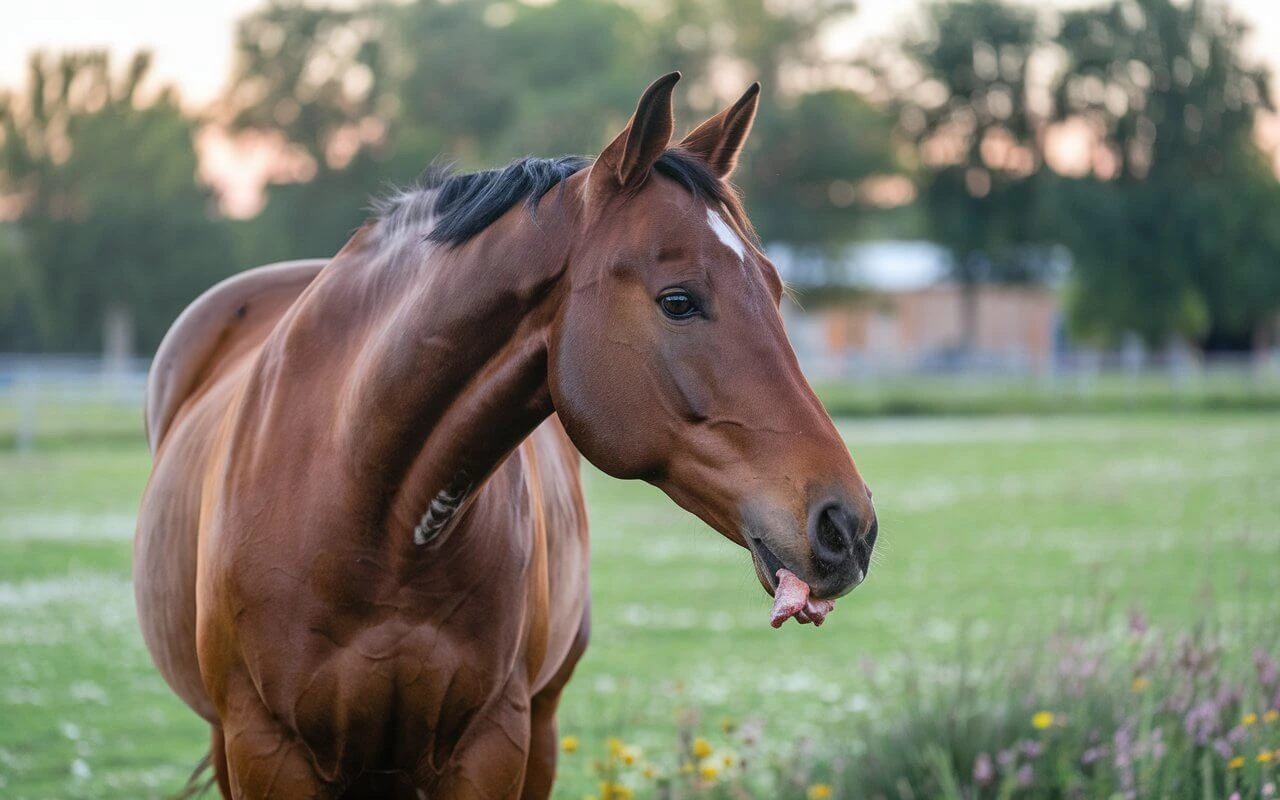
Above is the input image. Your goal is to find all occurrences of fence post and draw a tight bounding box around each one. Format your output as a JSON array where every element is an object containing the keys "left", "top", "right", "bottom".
[{"left": 16, "top": 374, "right": 36, "bottom": 454}]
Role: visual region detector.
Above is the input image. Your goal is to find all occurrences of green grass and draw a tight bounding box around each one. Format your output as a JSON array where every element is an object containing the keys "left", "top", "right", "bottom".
[{"left": 1, "top": 413, "right": 1277, "bottom": 798}]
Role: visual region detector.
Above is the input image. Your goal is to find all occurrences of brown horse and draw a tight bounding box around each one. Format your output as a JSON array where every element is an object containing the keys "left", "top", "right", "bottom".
[{"left": 134, "top": 73, "right": 877, "bottom": 799}]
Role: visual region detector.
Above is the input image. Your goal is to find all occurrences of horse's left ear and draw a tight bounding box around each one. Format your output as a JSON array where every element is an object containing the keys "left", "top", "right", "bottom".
[
  {"left": 679, "top": 82, "right": 761, "bottom": 179},
  {"left": 592, "top": 72, "right": 681, "bottom": 195}
]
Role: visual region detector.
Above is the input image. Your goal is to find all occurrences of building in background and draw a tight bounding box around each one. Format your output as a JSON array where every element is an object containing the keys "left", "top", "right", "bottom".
[{"left": 773, "top": 241, "right": 1065, "bottom": 376}]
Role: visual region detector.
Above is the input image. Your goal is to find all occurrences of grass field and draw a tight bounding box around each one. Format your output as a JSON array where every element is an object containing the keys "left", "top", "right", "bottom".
[{"left": 1, "top": 412, "right": 1277, "bottom": 798}]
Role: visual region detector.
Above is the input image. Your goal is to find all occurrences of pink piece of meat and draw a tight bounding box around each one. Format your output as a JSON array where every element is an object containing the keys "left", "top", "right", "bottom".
[{"left": 769, "top": 568, "right": 836, "bottom": 628}]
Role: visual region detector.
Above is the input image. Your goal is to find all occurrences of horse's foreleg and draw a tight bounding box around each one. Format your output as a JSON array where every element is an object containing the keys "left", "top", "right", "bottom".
[
  {"left": 521, "top": 603, "right": 590, "bottom": 800},
  {"left": 220, "top": 692, "right": 337, "bottom": 799},
  {"left": 211, "top": 725, "right": 232, "bottom": 799}
]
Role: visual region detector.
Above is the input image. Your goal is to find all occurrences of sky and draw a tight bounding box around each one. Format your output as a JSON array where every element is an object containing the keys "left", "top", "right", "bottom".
[
  {"left": 5, "top": 0, "right": 1279, "bottom": 214},
  {"left": 5, "top": 0, "right": 1280, "bottom": 109}
]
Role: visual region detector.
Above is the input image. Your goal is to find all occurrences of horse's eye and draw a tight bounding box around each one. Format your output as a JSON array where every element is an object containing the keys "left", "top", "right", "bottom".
[{"left": 658, "top": 291, "right": 699, "bottom": 319}]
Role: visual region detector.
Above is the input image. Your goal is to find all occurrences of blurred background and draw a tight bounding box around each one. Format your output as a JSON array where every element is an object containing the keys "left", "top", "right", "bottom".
[{"left": 1, "top": 1, "right": 1278, "bottom": 799}]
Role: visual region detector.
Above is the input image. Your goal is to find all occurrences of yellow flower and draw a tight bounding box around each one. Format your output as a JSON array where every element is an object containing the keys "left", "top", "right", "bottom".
[
  {"left": 1131, "top": 676, "right": 1149, "bottom": 692},
  {"left": 620, "top": 745, "right": 642, "bottom": 766},
  {"left": 606, "top": 737, "right": 625, "bottom": 757},
  {"left": 720, "top": 717, "right": 736, "bottom": 734},
  {"left": 721, "top": 751, "right": 737, "bottom": 769},
  {"left": 598, "top": 782, "right": 633, "bottom": 800},
  {"left": 1228, "top": 756, "right": 1245, "bottom": 770},
  {"left": 641, "top": 764, "right": 657, "bottom": 780},
  {"left": 561, "top": 736, "right": 579, "bottom": 754},
  {"left": 1264, "top": 709, "right": 1279, "bottom": 723},
  {"left": 1031, "top": 711, "right": 1055, "bottom": 730},
  {"left": 1244, "top": 713, "right": 1259, "bottom": 727},
  {"left": 1260, "top": 751, "right": 1275, "bottom": 764},
  {"left": 808, "top": 784, "right": 834, "bottom": 800},
  {"left": 699, "top": 762, "right": 719, "bottom": 782},
  {"left": 692, "top": 737, "right": 713, "bottom": 758}
]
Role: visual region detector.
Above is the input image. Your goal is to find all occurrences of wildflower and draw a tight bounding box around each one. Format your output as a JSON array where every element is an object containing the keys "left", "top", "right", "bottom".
[
  {"left": 1131, "top": 676, "right": 1149, "bottom": 693},
  {"left": 720, "top": 717, "right": 736, "bottom": 734},
  {"left": 1228, "top": 756, "right": 1245, "bottom": 769},
  {"left": 561, "top": 736, "right": 579, "bottom": 754},
  {"left": 606, "top": 737, "right": 624, "bottom": 757},
  {"left": 620, "top": 745, "right": 641, "bottom": 766},
  {"left": 1265, "top": 710, "right": 1279, "bottom": 724},
  {"left": 692, "top": 737, "right": 713, "bottom": 758},
  {"left": 721, "top": 751, "right": 737, "bottom": 769},
  {"left": 808, "top": 785, "right": 833, "bottom": 800},
  {"left": 972, "top": 753, "right": 994, "bottom": 786},
  {"left": 598, "top": 782, "right": 633, "bottom": 800},
  {"left": 641, "top": 764, "right": 657, "bottom": 780},
  {"left": 1016, "top": 764, "right": 1034, "bottom": 787},
  {"left": 1262, "top": 783, "right": 1275, "bottom": 799},
  {"left": 1244, "top": 713, "right": 1259, "bottom": 727},
  {"left": 699, "top": 762, "right": 719, "bottom": 782},
  {"left": 1031, "top": 711, "right": 1055, "bottom": 730},
  {"left": 1260, "top": 751, "right": 1275, "bottom": 764}
]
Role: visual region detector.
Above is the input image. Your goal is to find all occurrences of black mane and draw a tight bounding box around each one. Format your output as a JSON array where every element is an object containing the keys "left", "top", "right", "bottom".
[{"left": 375, "top": 148, "right": 748, "bottom": 247}]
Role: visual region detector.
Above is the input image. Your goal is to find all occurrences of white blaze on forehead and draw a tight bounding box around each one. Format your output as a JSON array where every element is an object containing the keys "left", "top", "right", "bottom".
[{"left": 706, "top": 208, "right": 746, "bottom": 262}]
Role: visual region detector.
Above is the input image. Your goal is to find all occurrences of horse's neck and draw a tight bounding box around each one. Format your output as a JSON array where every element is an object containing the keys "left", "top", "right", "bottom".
[{"left": 246, "top": 202, "right": 574, "bottom": 536}]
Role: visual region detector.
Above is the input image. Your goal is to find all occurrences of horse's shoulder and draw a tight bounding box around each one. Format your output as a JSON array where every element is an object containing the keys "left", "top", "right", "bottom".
[{"left": 146, "top": 259, "right": 328, "bottom": 452}]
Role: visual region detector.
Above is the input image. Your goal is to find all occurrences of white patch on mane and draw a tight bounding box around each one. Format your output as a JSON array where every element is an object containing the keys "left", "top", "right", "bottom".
[{"left": 706, "top": 208, "right": 746, "bottom": 261}]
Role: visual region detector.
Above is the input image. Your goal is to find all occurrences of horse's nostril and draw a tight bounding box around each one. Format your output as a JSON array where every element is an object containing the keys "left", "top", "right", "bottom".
[{"left": 813, "top": 503, "right": 855, "bottom": 558}]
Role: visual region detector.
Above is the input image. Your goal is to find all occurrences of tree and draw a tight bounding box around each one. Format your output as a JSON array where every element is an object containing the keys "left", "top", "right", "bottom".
[
  {"left": 892, "top": 0, "right": 1050, "bottom": 352},
  {"left": 0, "top": 51, "right": 235, "bottom": 354},
  {"left": 1050, "top": 0, "right": 1278, "bottom": 349}
]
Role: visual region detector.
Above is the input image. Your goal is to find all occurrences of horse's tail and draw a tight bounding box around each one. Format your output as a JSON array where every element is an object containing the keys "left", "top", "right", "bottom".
[{"left": 171, "top": 750, "right": 216, "bottom": 799}]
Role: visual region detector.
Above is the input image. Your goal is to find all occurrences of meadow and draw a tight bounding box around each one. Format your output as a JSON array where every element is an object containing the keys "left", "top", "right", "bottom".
[{"left": 0, "top": 411, "right": 1277, "bottom": 798}]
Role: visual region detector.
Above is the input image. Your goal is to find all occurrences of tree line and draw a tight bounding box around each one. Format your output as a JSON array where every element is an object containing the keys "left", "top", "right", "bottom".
[{"left": 1, "top": 0, "right": 1277, "bottom": 356}]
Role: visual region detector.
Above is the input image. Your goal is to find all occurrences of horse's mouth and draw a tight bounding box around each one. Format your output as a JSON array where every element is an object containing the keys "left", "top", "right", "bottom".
[
  {"left": 748, "top": 535, "right": 787, "bottom": 594},
  {"left": 748, "top": 536, "right": 837, "bottom": 629}
]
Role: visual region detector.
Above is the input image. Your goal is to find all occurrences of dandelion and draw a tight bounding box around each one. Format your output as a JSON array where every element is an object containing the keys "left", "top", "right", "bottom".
[
  {"left": 1228, "top": 756, "right": 1245, "bottom": 769},
  {"left": 1131, "top": 676, "right": 1149, "bottom": 692},
  {"left": 1260, "top": 751, "right": 1275, "bottom": 764},
  {"left": 808, "top": 784, "right": 833, "bottom": 800},
  {"left": 1244, "top": 713, "right": 1259, "bottom": 727},
  {"left": 699, "top": 762, "right": 719, "bottom": 782},
  {"left": 620, "top": 745, "right": 641, "bottom": 766},
  {"left": 1031, "top": 711, "right": 1055, "bottom": 730},
  {"left": 1265, "top": 710, "right": 1279, "bottom": 724},
  {"left": 641, "top": 764, "right": 657, "bottom": 780},
  {"left": 606, "top": 737, "right": 624, "bottom": 757},
  {"left": 561, "top": 736, "right": 579, "bottom": 754},
  {"left": 598, "top": 782, "right": 633, "bottom": 800},
  {"left": 692, "top": 737, "right": 713, "bottom": 758}
]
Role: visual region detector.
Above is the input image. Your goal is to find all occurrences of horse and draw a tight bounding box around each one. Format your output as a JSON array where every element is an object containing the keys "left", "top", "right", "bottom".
[{"left": 134, "top": 72, "right": 878, "bottom": 799}]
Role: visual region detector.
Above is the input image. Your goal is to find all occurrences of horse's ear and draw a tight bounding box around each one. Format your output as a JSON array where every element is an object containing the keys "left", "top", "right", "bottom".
[
  {"left": 592, "top": 72, "right": 680, "bottom": 194},
  {"left": 679, "top": 82, "right": 760, "bottom": 179}
]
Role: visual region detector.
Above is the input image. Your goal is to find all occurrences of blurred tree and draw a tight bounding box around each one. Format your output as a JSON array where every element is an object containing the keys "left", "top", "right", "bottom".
[
  {"left": 0, "top": 51, "right": 234, "bottom": 354},
  {"left": 894, "top": 0, "right": 1050, "bottom": 353},
  {"left": 1051, "top": 0, "right": 1278, "bottom": 350}
]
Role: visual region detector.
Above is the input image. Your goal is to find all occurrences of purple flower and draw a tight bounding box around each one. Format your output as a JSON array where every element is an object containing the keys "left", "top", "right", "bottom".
[
  {"left": 1128, "top": 609, "right": 1149, "bottom": 636},
  {"left": 997, "top": 749, "right": 1016, "bottom": 768},
  {"left": 1020, "top": 739, "right": 1043, "bottom": 759},
  {"left": 1257, "top": 650, "right": 1280, "bottom": 689},
  {"left": 1016, "top": 764, "right": 1033, "bottom": 787},
  {"left": 972, "top": 753, "right": 994, "bottom": 786},
  {"left": 1081, "top": 746, "right": 1106, "bottom": 766}
]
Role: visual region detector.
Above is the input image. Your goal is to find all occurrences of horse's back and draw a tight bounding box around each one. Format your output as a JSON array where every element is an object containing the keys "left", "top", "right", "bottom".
[
  {"left": 146, "top": 259, "right": 328, "bottom": 453},
  {"left": 136, "top": 259, "right": 326, "bottom": 721}
]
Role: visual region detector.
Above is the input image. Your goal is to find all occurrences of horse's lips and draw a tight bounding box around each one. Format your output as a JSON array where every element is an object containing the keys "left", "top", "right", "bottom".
[{"left": 769, "top": 568, "right": 836, "bottom": 628}]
